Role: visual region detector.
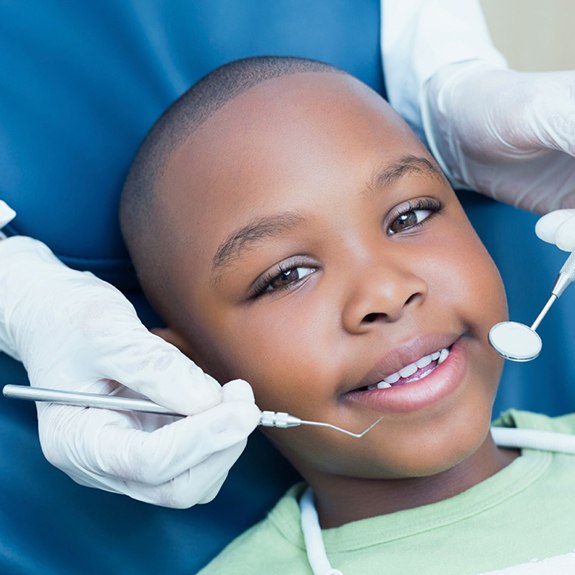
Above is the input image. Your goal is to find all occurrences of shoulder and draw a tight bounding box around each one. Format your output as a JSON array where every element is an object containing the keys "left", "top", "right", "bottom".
[
  {"left": 198, "top": 483, "right": 311, "bottom": 575},
  {"left": 494, "top": 409, "right": 575, "bottom": 434}
]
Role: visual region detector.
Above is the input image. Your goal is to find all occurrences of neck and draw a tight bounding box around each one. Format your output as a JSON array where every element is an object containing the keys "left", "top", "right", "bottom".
[{"left": 303, "top": 434, "right": 518, "bottom": 529}]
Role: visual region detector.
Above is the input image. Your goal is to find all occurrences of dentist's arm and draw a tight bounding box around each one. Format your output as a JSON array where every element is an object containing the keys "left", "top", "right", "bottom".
[
  {"left": 382, "top": 0, "right": 575, "bottom": 214},
  {"left": 0, "top": 203, "right": 260, "bottom": 508}
]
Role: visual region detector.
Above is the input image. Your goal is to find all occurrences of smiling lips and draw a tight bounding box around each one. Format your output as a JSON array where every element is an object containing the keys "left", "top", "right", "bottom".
[
  {"left": 366, "top": 348, "right": 450, "bottom": 390},
  {"left": 346, "top": 338, "right": 467, "bottom": 413}
]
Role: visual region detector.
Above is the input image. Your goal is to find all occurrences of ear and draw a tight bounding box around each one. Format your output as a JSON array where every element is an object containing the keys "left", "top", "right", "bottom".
[{"left": 151, "top": 327, "right": 198, "bottom": 362}]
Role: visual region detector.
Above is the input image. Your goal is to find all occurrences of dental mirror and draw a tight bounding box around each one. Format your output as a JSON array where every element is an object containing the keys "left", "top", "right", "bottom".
[
  {"left": 488, "top": 320, "right": 542, "bottom": 362},
  {"left": 489, "top": 249, "right": 575, "bottom": 362}
]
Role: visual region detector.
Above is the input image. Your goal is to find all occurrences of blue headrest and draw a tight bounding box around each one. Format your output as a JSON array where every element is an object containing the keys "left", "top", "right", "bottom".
[
  {"left": 0, "top": 2, "right": 385, "bottom": 573},
  {"left": 0, "top": 0, "right": 384, "bottom": 290}
]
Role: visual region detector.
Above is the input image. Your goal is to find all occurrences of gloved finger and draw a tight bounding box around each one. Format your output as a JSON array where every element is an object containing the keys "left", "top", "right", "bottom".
[
  {"left": 527, "top": 72, "right": 575, "bottom": 157},
  {"left": 0, "top": 200, "right": 16, "bottom": 228},
  {"left": 51, "top": 282, "right": 222, "bottom": 414},
  {"left": 67, "top": 438, "right": 246, "bottom": 508},
  {"left": 535, "top": 209, "right": 575, "bottom": 251},
  {"left": 121, "top": 440, "right": 247, "bottom": 508},
  {"left": 101, "top": 327, "right": 224, "bottom": 415},
  {"left": 85, "top": 384, "right": 260, "bottom": 485}
]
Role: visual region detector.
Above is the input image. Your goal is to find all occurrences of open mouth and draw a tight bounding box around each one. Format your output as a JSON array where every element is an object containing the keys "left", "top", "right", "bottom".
[
  {"left": 354, "top": 347, "right": 451, "bottom": 392},
  {"left": 345, "top": 339, "right": 466, "bottom": 413}
]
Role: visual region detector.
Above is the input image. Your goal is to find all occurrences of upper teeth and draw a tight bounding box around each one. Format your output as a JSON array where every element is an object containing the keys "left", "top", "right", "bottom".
[{"left": 366, "top": 348, "right": 450, "bottom": 390}]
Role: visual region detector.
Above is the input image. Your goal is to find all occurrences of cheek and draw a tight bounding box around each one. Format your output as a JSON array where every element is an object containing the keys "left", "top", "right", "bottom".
[
  {"left": 429, "top": 226, "right": 507, "bottom": 329},
  {"left": 427, "top": 229, "right": 506, "bottom": 402},
  {"left": 465, "top": 242, "right": 507, "bottom": 325},
  {"left": 200, "top": 300, "right": 341, "bottom": 412}
]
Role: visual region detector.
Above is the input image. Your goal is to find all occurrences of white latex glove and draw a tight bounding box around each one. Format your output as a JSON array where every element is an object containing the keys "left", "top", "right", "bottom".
[
  {"left": 536, "top": 209, "right": 575, "bottom": 252},
  {"left": 422, "top": 62, "right": 575, "bottom": 214},
  {"left": 0, "top": 234, "right": 261, "bottom": 508},
  {"left": 0, "top": 200, "right": 16, "bottom": 236}
]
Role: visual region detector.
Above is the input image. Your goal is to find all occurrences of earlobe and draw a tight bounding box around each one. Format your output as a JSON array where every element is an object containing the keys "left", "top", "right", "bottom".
[
  {"left": 150, "top": 327, "right": 198, "bottom": 361},
  {"left": 151, "top": 327, "right": 221, "bottom": 379}
]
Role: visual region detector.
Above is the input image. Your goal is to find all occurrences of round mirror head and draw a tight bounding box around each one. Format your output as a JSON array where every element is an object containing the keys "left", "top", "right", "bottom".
[{"left": 488, "top": 321, "right": 542, "bottom": 362}]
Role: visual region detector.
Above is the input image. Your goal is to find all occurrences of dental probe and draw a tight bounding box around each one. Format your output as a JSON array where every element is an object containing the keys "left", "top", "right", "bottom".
[
  {"left": 530, "top": 249, "right": 575, "bottom": 330},
  {"left": 489, "top": 250, "right": 575, "bottom": 362},
  {"left": 2, "top": 385, "right": 383, "bottom": 438},
  {"left": 259, "top": 410, "right": 384, "bottom": 438}
]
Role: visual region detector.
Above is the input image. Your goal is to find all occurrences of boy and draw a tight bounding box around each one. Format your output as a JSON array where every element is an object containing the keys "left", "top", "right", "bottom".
[{"left": 120, "top": 57, "right": 575, "bottom": 574}]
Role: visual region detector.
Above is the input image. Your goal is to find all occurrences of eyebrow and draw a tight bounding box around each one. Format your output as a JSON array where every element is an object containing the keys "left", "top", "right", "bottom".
[
  {"left": 211, "top": 211, "right": 306, "bottom": 277},
  {"left": 210, "top": 155, "right": 446, "bottom": 281},
  {"left": 370, "top": 155, "right": 447, "bottom": 191}
]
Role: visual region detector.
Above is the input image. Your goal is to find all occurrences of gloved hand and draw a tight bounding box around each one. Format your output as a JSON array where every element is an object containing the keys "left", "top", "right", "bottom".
[
  {"left": 0, "top": 235, "right": 261, "bottom": 508},
  {"left": 422, "top": 61, "right": 575, "bottom": 214},
  {"left": 535, "top": 209, "right": 575, "bottom": 251}
]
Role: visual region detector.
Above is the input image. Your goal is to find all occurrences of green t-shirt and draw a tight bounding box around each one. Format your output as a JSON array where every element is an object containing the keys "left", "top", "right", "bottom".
[{"left": 199, "top": 411, "right": 575, "bottom": 574}]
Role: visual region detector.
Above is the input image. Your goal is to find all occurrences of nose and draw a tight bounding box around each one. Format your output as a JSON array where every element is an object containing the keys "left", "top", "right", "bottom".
[{"left": 341, "top": 253, "right": 428, "bottom": 333}]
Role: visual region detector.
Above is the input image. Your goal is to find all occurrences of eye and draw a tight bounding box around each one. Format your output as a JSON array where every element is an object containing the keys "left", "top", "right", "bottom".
[
  {"left": 388, "top": 209, "right": 430, "bottom": 234},
  {"left": 269, "top": 266, "right": 314, "bottom": 290},
  {"left": 387, "top": 198, "right": 442, "bottom": 236},
  {"left": 251, "top": 263, "right": 316, "bottom": 298}
]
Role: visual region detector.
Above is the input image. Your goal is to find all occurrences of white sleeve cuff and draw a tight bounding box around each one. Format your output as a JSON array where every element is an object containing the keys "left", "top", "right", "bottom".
[{"left": 381, "top": 0, "right": 507, "bottom": 140}]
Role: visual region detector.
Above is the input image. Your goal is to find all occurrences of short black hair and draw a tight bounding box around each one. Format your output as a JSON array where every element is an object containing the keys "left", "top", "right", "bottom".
[{"left": 120, "top": 56, "right": 343, "bottom": 324}]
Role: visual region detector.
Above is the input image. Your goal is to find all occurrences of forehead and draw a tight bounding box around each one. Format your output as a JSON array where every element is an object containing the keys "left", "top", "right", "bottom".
[
  {"left": 160, "top": 72, "right": 430, "bottom": 269},
  {"left": 190, "top": 71, "right": 422, "bottom": 176}
]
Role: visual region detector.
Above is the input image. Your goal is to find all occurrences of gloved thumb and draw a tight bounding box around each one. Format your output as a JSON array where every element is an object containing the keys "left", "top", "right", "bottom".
[
  {"left": 220, "top": 378, "right": 256, "bottom": 403},
  {"left": 535, "top": 209, "right": 575, "bottom": 251}
]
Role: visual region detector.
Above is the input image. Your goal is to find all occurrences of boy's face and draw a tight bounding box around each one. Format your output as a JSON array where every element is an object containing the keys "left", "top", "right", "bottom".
[{"left": 159, "top": 72, "right": 508, "bottom": 483}]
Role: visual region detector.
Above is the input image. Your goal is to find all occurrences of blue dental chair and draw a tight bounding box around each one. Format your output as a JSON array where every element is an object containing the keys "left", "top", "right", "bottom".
[{"left": 1, "top": 2, "right": 573, "bottom": 573}]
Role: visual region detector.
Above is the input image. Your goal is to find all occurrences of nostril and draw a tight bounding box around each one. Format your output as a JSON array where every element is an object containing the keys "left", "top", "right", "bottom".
[
  {"left": 361, "top": 293, "right": 421, "bottom": 325},
  {"left": 405, "top": 293, "right": 420, "bottom": 306}
]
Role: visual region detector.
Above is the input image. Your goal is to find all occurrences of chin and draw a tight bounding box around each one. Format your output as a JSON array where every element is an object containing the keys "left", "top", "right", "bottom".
[
  {"left": 343, "top": 405, "right": 494, "bottom": 480},
  {"left": 384, "top": 416, "right": 493, "bottom": 479}
]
